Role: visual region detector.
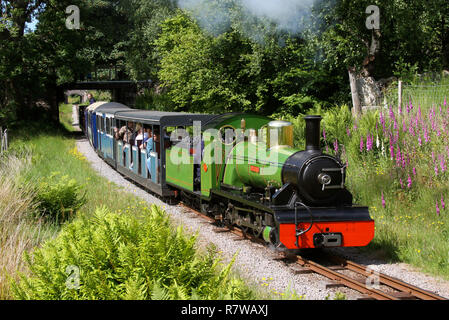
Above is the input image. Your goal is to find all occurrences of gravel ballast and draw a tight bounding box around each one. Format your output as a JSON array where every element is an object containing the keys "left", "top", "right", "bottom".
[{"left": 75, "top": 136, "right": 449, "bottom": 300}]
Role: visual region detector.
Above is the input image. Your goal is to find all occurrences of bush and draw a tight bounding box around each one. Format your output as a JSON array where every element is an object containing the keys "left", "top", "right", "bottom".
[
  {"left": 34, "top": 173, "right": 86, "bottom": 223},
  {"left": 12, "top": 205, "right": 256, "bottom": 300}
]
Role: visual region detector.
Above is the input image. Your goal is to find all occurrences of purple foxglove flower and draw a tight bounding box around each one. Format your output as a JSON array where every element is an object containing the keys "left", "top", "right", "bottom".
[
  {"left": 444, "top": 97, "right": 447, "bottom": 107},
  {"left": 418, "top": 136, "right": 422, "bottom": 146},
  {"left": 424, "top": 127, "right": 430, "bottom": 143},
  {"left": 435, "top": 165, "right": 439, "bottom": 176},
  {"left": 440, "top": 156, "right": 446, "bottom": 173},
  {"left": 413, "top": 167, "right": 417, "bottom": 176},
  {"left": 436, "top": 201, "right": 440, "bottom": 216},
  {"left": 389, "top": 106, "right": 395, "bottom": 119},
  {"left": 399, "top": 178, "right": 404, "bottom": 189},
  {"left": 396, "top": 148, "right": 402, "bottom": 167},
  {"left": 407, "top": 175, "right": 412, "bottom": 188},
  {"left": 441, "top": 196, "right": 446, "bottom": 210},
  {"left": 360, "top": 136, "right": 364, "bottom": 152},
  {"left": 381, "top": 192, "right": 386, "bottom": 208},
  {"left": 366, "top": 134, "right": 373, "bottom": 151},
  {"left": 323, "top": 128, "right": 326, "bottom": 140},
  {"left": 333, "top": 139, "right": 339, "bottom": 153}
]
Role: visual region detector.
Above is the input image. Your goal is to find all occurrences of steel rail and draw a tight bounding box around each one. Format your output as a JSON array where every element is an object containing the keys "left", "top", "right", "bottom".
[
  {"left": 294, "top": 255, "right": 400, "bottom": 300},
  {"left": 322, "top": 253, "right": 447, "bottom": 300}
]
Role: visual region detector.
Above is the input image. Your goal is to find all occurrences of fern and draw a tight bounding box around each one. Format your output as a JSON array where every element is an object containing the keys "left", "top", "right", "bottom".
[{"left": 11, "top": 205, "right": 259, "bottom": 300}]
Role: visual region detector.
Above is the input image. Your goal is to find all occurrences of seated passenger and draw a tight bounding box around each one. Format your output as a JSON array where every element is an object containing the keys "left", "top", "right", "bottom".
[
  {"left": 134, "top": 126, "right": 144, "bottom": 149},
  {"left": 118, "top": 122, "right": 133, "bottom": 143},
  {"left": 141, "top": 128, "right": 152, "bottom": 150},
  {"left": 146, "top": 128, "right": 160, "bottom": 179}
]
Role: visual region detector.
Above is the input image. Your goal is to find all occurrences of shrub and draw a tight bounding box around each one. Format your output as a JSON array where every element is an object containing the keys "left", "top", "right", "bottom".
[
  {"left": 34, "top": 173, "right": 86, "bottom": 223},
  {"left": 12, "top": 205, "right": 256, "bottom": 300}
]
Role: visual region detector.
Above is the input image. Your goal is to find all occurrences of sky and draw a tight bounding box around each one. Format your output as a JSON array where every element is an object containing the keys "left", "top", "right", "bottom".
[{"left": 25, "top": 18, "right": 38, "bottom": 33}]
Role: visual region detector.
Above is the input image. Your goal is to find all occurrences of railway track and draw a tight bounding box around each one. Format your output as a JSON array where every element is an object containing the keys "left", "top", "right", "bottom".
[
  {"left": 181, "top": 203, "right": 447, "bottom": 301},
  {"left": 290, "top": 253, "right": 446, "bottom": 300}
]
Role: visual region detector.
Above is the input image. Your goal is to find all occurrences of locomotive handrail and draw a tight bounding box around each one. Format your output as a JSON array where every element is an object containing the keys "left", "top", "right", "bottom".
[{"left": 294, "top": 202, "right": 314, "bottom": 248}]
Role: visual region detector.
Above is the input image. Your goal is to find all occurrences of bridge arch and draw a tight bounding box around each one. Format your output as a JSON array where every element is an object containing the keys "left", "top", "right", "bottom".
[{"left": 64, "top": 90, "right": 89, "bottom": 104}]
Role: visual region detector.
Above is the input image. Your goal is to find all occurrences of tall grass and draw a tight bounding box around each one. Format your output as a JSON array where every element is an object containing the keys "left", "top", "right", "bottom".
[{"left": 0, "top": 150, "right": 56, "bottom": 299}]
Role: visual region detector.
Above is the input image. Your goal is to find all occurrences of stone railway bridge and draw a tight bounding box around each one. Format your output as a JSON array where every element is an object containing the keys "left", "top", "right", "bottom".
[{"left": 62, "top": 80, "right": 152, "bottom": 107}]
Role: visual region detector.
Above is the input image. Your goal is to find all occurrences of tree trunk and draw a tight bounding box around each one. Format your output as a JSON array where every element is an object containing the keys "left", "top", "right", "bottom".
[{"left": 348, "top": 67, "right": 362, "bottom": 118}]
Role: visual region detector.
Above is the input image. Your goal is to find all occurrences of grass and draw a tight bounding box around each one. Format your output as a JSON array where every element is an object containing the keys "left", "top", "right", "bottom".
[{"left": 0, "top": 151, "right": 57, "bottom": 298}]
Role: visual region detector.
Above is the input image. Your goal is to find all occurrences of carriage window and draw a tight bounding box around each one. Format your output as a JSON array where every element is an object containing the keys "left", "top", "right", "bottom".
[{"left": 106, "top": 118, "right": 111, "bottom": 135}]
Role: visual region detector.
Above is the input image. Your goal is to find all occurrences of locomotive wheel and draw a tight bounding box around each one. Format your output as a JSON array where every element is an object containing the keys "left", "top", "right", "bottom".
[{"left": 252, "top": 227, "right": 263, "bottom": 238}]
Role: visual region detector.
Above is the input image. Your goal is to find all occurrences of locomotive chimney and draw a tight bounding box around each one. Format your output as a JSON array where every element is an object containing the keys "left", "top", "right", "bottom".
[{"left": 304, "top": 115, "right": 322, "bottom": 151}]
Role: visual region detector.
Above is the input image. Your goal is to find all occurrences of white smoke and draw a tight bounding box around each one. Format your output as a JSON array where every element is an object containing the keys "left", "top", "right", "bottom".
[
  {"left": 240, "top": 0, "right": 315, "bottom": 34},
  {"left": 177, "top": 0, "right": 318, "bottom": 40}
]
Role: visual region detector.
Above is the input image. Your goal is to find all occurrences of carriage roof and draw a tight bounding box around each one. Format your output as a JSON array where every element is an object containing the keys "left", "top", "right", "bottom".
[
  {"left": 113, "top": 110, "right": 217, "bottom": 127},
  {"left": 94, "top": 102, "right": 130, "bottom": 115}
]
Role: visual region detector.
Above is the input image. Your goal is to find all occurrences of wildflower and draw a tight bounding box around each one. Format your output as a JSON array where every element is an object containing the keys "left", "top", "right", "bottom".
[
  {"left": 389, "top": 106, "right": 395, "bottom": 120},
  {"left": 366, "top": 134, "right": 373, "bottom": 151},
  {"left": 360, "top": 136, "right": 364, "bottom": 152},
  {"left": 333, "top": 139, "right": 339, "bottom": 154},
  {"left": 407, "top": 175, "right": 412, "bottom": 188},
  {"left": 424, "top": 127, "right": 430, "bottom": 143},
  {"left": 389, "top": 139, "right": 394, "bottom": 159},
  {"left": 440, "top": 155, "right": 446, "bottom": 173},
  {"left": 322, "top": 128, "right": 326, "bottom": 140},
  {"left": 376, "top": 135, "right": 380, "bottom": 149},
  {"left": 413, "top": 167, "right": 417, "bottom": 176},
  {"left": 436, "top": 201, "right": 440, "bottom": 216},
  {"left": 444, "top": 97, "right": 447, "bottom": 107},
  {"left": 434, "top": 165, "right": 439, "bottom": 176},
  {"left": 399, "top": 178, "right": 404, "bottom": 189},
  {"left": 408, "top": 121, "right": 415, "bottom": 136},
  {"left": 381, "top": 192, "right": 385, "bottom": 208},
  {"left": 441, "top": 196, "right": 445, "bottom": 210},
  {"left": 395, "top": 148, "right": 402, "bottom": 167}
]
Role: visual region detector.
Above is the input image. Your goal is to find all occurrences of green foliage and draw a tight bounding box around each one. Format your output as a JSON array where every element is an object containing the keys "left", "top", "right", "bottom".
[
  {"left": 135, "top": 88, "right": 176, "bottom": 111},
  {"left": 34, "top": 173, "right": 86, "bottom": 223},
  {"left": 12, "top": 205, "right": 257, "bottom": 300}
]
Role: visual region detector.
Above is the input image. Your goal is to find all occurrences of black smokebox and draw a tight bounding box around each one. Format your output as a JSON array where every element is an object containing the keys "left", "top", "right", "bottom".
[{"left": 304, "top": 115, "right": 322, "bottom": 151}]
